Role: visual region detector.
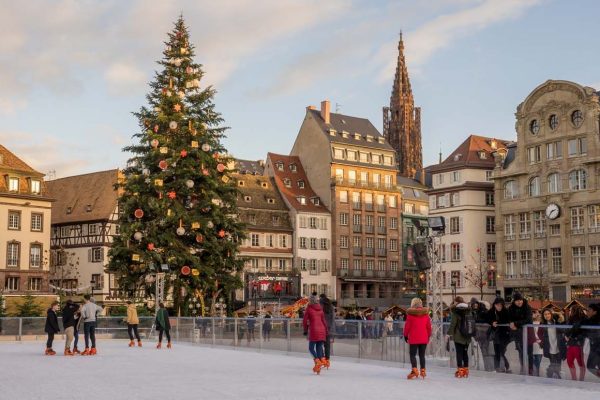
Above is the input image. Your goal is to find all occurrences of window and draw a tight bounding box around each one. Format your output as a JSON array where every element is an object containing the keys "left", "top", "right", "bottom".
[
  {"left": 352, "top": 192, "right": 361, "bottom": 208},
  {"left": 340, "top": 213, "right": 348, "bottom": 225},
  {"left": 571, "top": 207, "right": 585, "bottom": 233},
  {"left": 535, "top": 249, "right": 547, "bottom": 273},
  {"left": 31, "top": 213, "right": 43, "bottom": 231},
  {"left": 384, "top": 175, "right": 393, "bottom": 189},
  {"left": 352, "top": 236, "right": 361, "bottom": 249},
  {"left": 300, "top": 237, "right": 307, "bottom": 249},
  {"left": 436, "top": 174, "right": 444, "bottom": 185},
  {"left": 389, "top": 239, "right": 398, "bottom": 251},
  {"left": 390, "top": 217, "right": 398, "bottom": 229},
  {"left": 90, "top": 247, "right": 103, "bottom": 263},
  {"left": 504, "top": 180, "right": 518, "bottom": 199},
  {"left": 310, "top": 238, "right": 317, "bottom": 250},
  {"left": 520, "top": 250, "right": 532, "bottom": 278},
  {"left": 5, "top": 277, "right": 19, "bottom": 291},
  {"left": 404, "top": 203, "right": 415, "bottom": 214},
  {"left": 377, "top": 260, "right": 386, "bottom": 271},
  {"left": 378, "top": 238, "right": 386, "bottom": 250},
  {"left": 283, "top": 178, "right": 291, "bottom": 188},
  {"left": 319, "top": 217, "right": 327, "bottom": 230},
  {"left": 279, "top": 235, "right": 287, "bottom": 248},
  {"left": 372, "top": 154, "right": 382, "bottom": 164},
  {"left": 550, "top": 224, "right": 560, "bottom": 236},
  {"left": 335, "top": 168, "right": 344, "bottom": 182},
  {"left": 589, "top": 205, "right": 600, "bottom": 231},
  {"left": 8, "top": 211, "right": 21, "bottom": 230},
  {"left": 572, "top": 247, "right": 586, "bottom": 275},
  {"left": 530, "top": 119, "right": 540, "bottom": 134},
  {"left": 248, "top": 214, "right": 256, "bottom": 225},
  {"left": 364, "top": 193, "right": 373, "bottom": 206},
  {"left": 547, "top": 141, "right": 562, "bottom": 160},
  {"left": 7, "top": 242, "right": 20, "bottom": 267},
  {"left": 487, "top": 269, "right": 496, "bottom": 288},
  {"left": 353, "top": 214, "right": 361, "bottom": 227},
  {"left": 309, "top": 217, "right": 317, "bottom": 229},
  {"left": 378, "top": 216, "right": 386, "bottom": 228},
  {"left": 30, "top": 180, "right": 41, "bottom": 194},
  {"left": 440, "top": 244, "right": 447, "bottom": 262},
  {"left": 451, "top": 193, "right": 460, "bottom": 207},
  {"left": 390, "top": 261, "right": 398, "bottom": 271},
  {"left": 383, "top": 156, "right": 393, "bottom": 166},
  {"left": 251, "top": 234, "right": 260, "bottom": 247},
  {"left": 299, "top": 216, "right": 308, "bottom": 228},
  {"left": 506, "top": 251, "right": 517, "bottom": 278},
  {"left": 388, "top": 195, "right": 397, "bottom": 208},
  {"left": 272, "top": 215, "right": 280, "bottom": 226},
  {"left": 485, "top": 192, "right": 494, "bottom": 206},
  {"left": 339, "top": 191, "right": 348, "bottom": 203},
  {"left": 28, "top": 278, "right": 42, "bottom": 291},
  {"left": 289, "top": 164, "right": 297, "bottom": 172},
  {"left": 549, "top": 114, "right": 559, "bottom": 130},
  {"left": 504, "top": 215, "right": 516, "bottom": 238},
  {"left": 333, "top": 148, "right": 344, "bottom": 159},
  {"left": 569, "top": 169, "right": 587, "bottom": 190},
  {"left": 551, "top": 248, "right": 562, "bottom": 274},
  {"left": 486, "top": 243, "right": 496, "bottom": 262},
  {"left": 527, "top": 146, "right": 541, "bottom": 164},
  {"left": 359, "top": 152, "right": 369, "bottom": 163},
  {"left": 591, "top": 246, "right": 600, "bottom": 274},
  {"left": 340, "top": 236, "right": 349, "bottom": 248},
  {"left": 485, "top": 170, "right": 493, "bottom": 181},
  {"left": 265, "top": 259, "right": 273, "bottom": 271},
  {"left": 528, "top": 177, "right": 540, "bottom": 197},
  {"left": 348, "top": 170, "right": 356, "bottom": 184},
  {"left": 450, "top": 217, "right": 460, "bottom": 234},
  {"left": 89, "top": 224, "right": 98, "bottom": 235},
  {"left": 298, "top": 180, "right": 305, "bottom": 189},
  {"left": 265, "top": 235, "right": 274, "bottom": 247},
  {"left": 365, "top": 215, "right": 373, "bottom": 227},
  {"left": 568, "top": 137, "right": 587, "bottom": 157},
  {"left": 297, "top": 196, "right": 307, "bottom": 205},
  {"left": 452, "top": 171, "right": 461, "bottom": 182},
  {"left": 451, "top": 271, "right": 462, "bottom": 288},
  {"left": 8, "top": 177, "right": 19, "bottom": 192},
  {"left": 486, "top": 216, "right": 495, "bottom": 234},
  {"left": 451, "top": 243, "right": 461, "bottom": 261},
  {"left": 320, "top": 239, "right": 328, "bottom": 250},
  {"left": 571, "top": 110, "right": 584, "bottom": 127},
  {"left": 533, "top": 211, "right": 546, "bottom": 236},
  {"left": 353, "top": 259, "right": 361, "bottom": 270},
  {"left": 30, "top": 244, "right": 42, "bottom": 268},
  {"left": 340, "top": 258, "right": 349, "bottom": 269},
  {"left": 275, "top": 162, "right": 284, "bottom": 171},
  {"left": 519, "top": 213, "right": 531, "bottom": 237},
  {"left": 366, "top": 237, "right": 374, "bottom": 250},
  {"left": 547, "top": 173, "right": 560, "bottom": 193},
  {"left": 347, "top": 151, "right": 357, "bottom": 161}
]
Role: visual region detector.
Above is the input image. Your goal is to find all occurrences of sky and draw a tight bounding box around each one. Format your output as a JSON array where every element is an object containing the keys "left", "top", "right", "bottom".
[{"left": 1, "top": 0, "right": 599, "bottom": 179}]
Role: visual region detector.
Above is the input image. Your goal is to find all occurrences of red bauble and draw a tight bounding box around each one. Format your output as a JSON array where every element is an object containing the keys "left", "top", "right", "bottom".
[
  {"left": 147, "top": 243, "right": 155, "bottom": 251},
  {"left": 167, "top": 191, "right": 177, "bottom": 199},
  {"left": 217, "top": 163, "right": 225, "bottom": 173},
  {"left": 181, "top": 266, "right": 191, "bottom": 276},
  {"left": 218, "top": 229, "right": 226, "bottom": 238},
  {"left": 158, "top": 160, "right": 168, "bottom": 170},
  {"left": 151, "top": 139, "right": 159, "bottom": 148},
  {"left": 202, "top": 169, "right": 209, "bottom": 176},
  {"left": 180, "top": 149, "right": 188, "bottom": 158},
  {"left": 134, "top": 209, "right": 144, "bottom": 219},
  {"left": 196, "top": 234, "right": 204, "bottom": 243},
  {"left": 153, "top": 125, "right": 159, "bottom": 133}
]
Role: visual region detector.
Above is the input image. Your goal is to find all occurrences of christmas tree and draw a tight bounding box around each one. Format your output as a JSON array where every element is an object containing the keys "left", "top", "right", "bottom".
[{"left": 108, "top": 16, "right": 245, "bottom": 315}]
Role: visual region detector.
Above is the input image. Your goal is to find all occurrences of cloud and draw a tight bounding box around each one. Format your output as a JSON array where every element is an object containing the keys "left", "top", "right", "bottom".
[{"left": 105, "top": 62, "right": 148, "bottom": 95}]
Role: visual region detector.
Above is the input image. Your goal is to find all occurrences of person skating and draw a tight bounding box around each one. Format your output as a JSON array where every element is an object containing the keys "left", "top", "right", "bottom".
[
  {"left": 540, "top": 309, "right": 566, "bottom": 379},
  {"left": 471, "top": 298, "right": 494, "bottom": 372},
  {"left": 507, "top": 292, "right": 532, "bottom": 374},
  {"left": 319, "top": 293, "right": 335, "bottom": 369},
  {"left": 527, "top": 310, "right": 543, "bottom": 376},
  {"left": 156, "top": 302, "right": 171, "bottom": 349},
  {"left": 403, "top": 297, "right": 431, "bottom": 379},
  {"left": 565, "top": 304, "right": 586, "bottom": 380},
  {"left": 61, "top": 299, "right": 80, "bottom": 356},
  {"left": 302, "top": 294, "right": 328, "bottom": 375},
  {"left": 126, "top": 300, "right": 142, "bottom": 347},
  {"left": 448, "top": 297, "right": 473, "bottom": 378},
  {"left": 488, "top": 297, "right": 511, "bottom": 373},
  {"left": 262, "top": 312, "right": 272, "bottom": 342},
  {"left": 584, "top": 303, "right": 600, "bottom": 378},
  {"left": 44, "top": 301, "right": 60, "bottom": 355},
  {"left": 80, "top": 294, "right": 103, "bottom": 355},
  {"left": 73, "top": 301, "right": 82, "bottom": 354},
  {"left": 246, "top": 312, "right": 256, "bottom": 342}
]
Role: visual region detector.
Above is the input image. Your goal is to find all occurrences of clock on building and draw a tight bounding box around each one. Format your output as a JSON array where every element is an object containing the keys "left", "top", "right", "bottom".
[{"left": 545, "top": 203, "right": 561, "bottom": 220}]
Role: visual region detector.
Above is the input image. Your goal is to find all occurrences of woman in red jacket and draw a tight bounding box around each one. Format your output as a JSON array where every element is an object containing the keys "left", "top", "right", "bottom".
[
  {"left": 303, "top": 294, "right": 329, "bottom": 374},
  {"left": 403, "top": 297, "right": 432, "bottom": 379}
]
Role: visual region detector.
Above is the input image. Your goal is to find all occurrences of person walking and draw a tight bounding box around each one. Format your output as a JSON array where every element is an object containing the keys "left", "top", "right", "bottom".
[
  {"left": 262, "top": 312, "right": 272, "bottom": 342},
  {"left": 80, "top": 294, "right": 103, "bottom": 355},
  {"left": 565, "top": 305, "right": 587, "bottom": 381},
  {"left": 584, "top": 303, "right": 600, "bottom": 379},
  {"left": 302, "top": 294, "right": 328, "bottom": 375},
  {"left": 319, "top": 293, "right": 335, "bottom": 369},
  {"left": 403, "top": 297, "right": 431, "bottom": 379},
  {"left": 508, "top": 292, "right": 532, "bottom": 374},
  {"left": 61, "top": 299, "right": 80, "bottom": 356},
  {"left": 527, "top": 310, "right": 543, "bottom": 376},
  {"left": 155, "top": 302, "right": 172, "bottom": 349},
  {"left": 126, "top": 301, "right": 142, "bottom": 347},
  {"left": 44, "top": 301, "right": 60, "bottom": 355},
  {"left": 540, "top": 309, "right": 566, "bottom": 379},
  {"left": 448, "top": 297, "right": 473, "bottom": 378},
  {"left": 488, "top": 297, "right": 511, "bottom": 373}
]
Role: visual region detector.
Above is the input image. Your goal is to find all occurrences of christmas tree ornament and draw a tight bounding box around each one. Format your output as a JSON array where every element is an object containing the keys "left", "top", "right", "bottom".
[
  {"left": 168, "top": 191, "right": 177, "bottom": 199},
  {"left": 222, "top": 176, "right": 230, "bottom": 183},
  {"left": 180, "top": 47, "right": 188, "bottom": 55},
  {"left": 133, "top": 231, "right": 143, "bottom": 241},
  {"left": 185, "top": 179, "right": 194, "bottom": 188},
  {"left": 201, "top": 143, "right": 211, "bottom": 152},
  {"left": 207, "top": 221, "right": 214, "bottom": 229},
  {"left": 195, "top": 234, "right": 204, "bottom": 243},
  {"left": 174, "top": 103, "right": 182, "bottom": 112},
  {"left": 176, "top": 226, "right": 185, "bottom": 235},
  {"left": 178, "top": 91, "right": 185, "bottom": 99},
  {"left": 192, "top": 268, "right": 200, "bottom": 276},
  {"left": 180, "top": 149, "right": 188, "bottom": 157},
  {"left": 218, "top": 229, "right": 225, "bottom": 238},
  {"left": 174, "top": 58, "right": 182, "bottom": 67},
  {"left": 191, "top": 141, "right": 199, "bottom": 148},
  {"left": 151, "top": 139, "right": 159, "bottom": 148},
  {"left": 186, "top": 66, "right": 193, "bottom": 74},
  {"left": 161, "top": 88, "right": 168, "bottom": 95},
  {"left": 158, "top": 192, "right": 163, "bottom": 199},
  {"left": 202, "top": 169, "right": 210, "bottom": 176},
  {"left": 169, "top": 121, "right": 178, "bottom": 130},
  {"left": 147, "top": 243, "right": 155, "bottom": 251},
  {"left": 217, "top": 163, "right": 226, "bottom": 172},
  {"left": 154, "top": 106, "right": 161, "bottom": 112},
  {"left": 181, "top": 265, "right": 191, "bottom": 275},
  {"left": 132, "top": 254, "right": 141, "bottom": 262},
  {"left": 144, "top": 178, "right": 151, "bottom": 184},
  {"left": 191, "top": 221, "right": 200, "bottom": 229},
  {"left": 159, "top": 146, "right": 169, "bottom": 154},
  {"left": 142, "top": 168, "right": 150, "bottom": 175},
  {"left": 169, "top": 77, "right": 174, "bottom": 88},
  {"left": 154, "top": 179, "right": 163, "bottom": 187},
  {"left": 158, "top": 160, "right": 168, "bottom": 170},
  {"left": 166, "top": 45, "right": 172, "bottom": 52},
  {"left": 167, "top": 209, "right": 173, "bottom": 217},
  {"left": 154, "top": 124, "right": 159, "bottom": 133},
  {"left": 134, "top": 209, "right": 144, "bottom": 219}
]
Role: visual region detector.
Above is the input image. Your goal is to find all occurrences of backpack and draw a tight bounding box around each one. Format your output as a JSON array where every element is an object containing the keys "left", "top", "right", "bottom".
[{"left": 459, "top": 312, "right": 476, "bottom": 338}]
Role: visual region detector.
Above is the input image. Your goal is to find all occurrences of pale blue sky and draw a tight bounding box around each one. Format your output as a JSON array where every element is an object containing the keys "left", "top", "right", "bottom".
[{"left": 1, "top": 0, "right": 599, "bottom": 178}]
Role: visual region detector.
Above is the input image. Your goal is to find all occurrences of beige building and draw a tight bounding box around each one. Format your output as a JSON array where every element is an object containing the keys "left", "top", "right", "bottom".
[
  {"left": 494, "top": 80, "right": 600, "bottom": 302},
  {"left": 0, "top": 145, "right": 53, "bottom": 299},
  {"left": 426, "top": 135, "right": 511, "bottom": 303}
]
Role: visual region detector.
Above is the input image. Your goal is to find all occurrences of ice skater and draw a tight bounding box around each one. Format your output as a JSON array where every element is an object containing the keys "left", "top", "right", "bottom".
[
  {"left": 156, "top": 302, "right": 172, "bottom": 349},
  {"left": 302, "top": 294, "right": 328, "bottom": 375},
  {"left": 62, "top": 299, "right": 80, "bottom": 356},
  {"left": 126, "top": 300, "right": 142, "bottom": 347},
  {"left": 81, "top": 294, "right": 103, "bottom": 355},
  {"left": 44, "top": 301, "right": 60, "bottom": 355},
  {"left": 403, "top": 297, "right": 431, "bottom": 379},
  {"left": 319, "top": 293, "right": 335, "bottom": 369},
  {"left": 448, "top": 297, "right": 472, "bottom": 378},
  {"left": 262, "top": 312, "right": 272, "bottom": 341}
]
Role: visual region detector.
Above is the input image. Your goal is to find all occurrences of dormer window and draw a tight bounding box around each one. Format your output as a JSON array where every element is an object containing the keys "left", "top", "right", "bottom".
[
  {"left": 311, "top": 197, "right": 320, "bottom": 206},
  {"left": 283, "top": 178, "right": 291, "bottom": 188},
  {"left": 86, "top": 204, "right": 92, "bottom": 212},
  {"left": 354, "top": 133, "right": 361, "bottom": 140},
  {"left": 359, "top": 152, "right": 369, "bottom": 163},
  {"left": 490, "top": 140, "right": 497, "bottom": 150},
  {"left": 478, "top": 151, "right": 487, "bottom": 160},
  {"left": 341, "top": 131, "right": 349, "bottom": 138},
  {"left": 66, "top": 207, "right": 72, "bottom": 214},
  {"left": 366, "top": 135, "right": 373, "bottom": 142},
  {"left": 275, "top": 162, "right": 284, "bottom": 171},
  {"left": 267, "top": 198, "right": 275, "bottom": 204},
  {"left": 297, "top": 196, "right": 307, "bottom": 205},
  {"left": 261, "top": 182, "right": 268, "bottom": 188},
  {"left": 244, "top": 195, "right": 252, "bottom": 202},
  {"left": 298, "top": 180, "right": 305, "bottom": 189},
  {"left": 347, "top": 151, "right": 357, "bottom": 161},
  {"left": 454, "top": 154, "right": 462, "bottom": 161},
  {"left": 378, "top": 137, "right": 385, "bottom": 144},
  {"left": 238, "top": 180, "right": 245, "bottom": 187},
  {"left": 329, "top": 129, "right": 337, "bottom": 136},
  {"left": 272, "top": 215, "right": 280, "bottom": 226},
  {"left": 8, "top": 177, "right": 19, "bottom": 192},
  {"left": 30, "top": 179, "right": 41, "bottom": 194},
  {"left": 248, "top": 214, "right": 256, "bottom": 224},
  {"left": 289, "top": 164, "right": 297, "bottom": 172}
]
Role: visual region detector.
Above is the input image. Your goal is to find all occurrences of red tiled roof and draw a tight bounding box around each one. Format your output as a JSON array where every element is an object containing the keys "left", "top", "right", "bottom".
[
  {"left": 0, "top": 144, "right": 42, "bottom": 175},
  {"left": 267, "top": 153, "right": 329, "bottom": 213},
  {"left": 426, "top": 135, "right": 513, "bottom": 172}
]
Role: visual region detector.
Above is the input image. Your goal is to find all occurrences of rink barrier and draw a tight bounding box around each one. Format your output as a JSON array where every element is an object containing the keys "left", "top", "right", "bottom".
[{"left": 0, "top": 317, "right": 598, "bottom": 383}]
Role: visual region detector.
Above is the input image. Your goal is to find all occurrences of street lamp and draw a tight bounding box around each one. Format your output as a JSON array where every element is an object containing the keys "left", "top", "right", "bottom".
[
  {"left": 90, "top": 280, "right": 95, "bottom": 299},
  {"left": 251, "top": 265, "right": 259, "bottom": 313},
  {"left": 451, "top": 277, "right": 457, "bottom": 300}
]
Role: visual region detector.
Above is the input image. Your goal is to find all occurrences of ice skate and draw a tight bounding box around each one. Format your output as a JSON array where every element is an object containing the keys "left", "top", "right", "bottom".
[
  {"left": 90, "top": 348, "right": 97, "bottom": 355},
  {"left": 320, "top": 358, "right": 329, "bottom": 370},
  {"left": 73, "top": 347, "right": 81, "bottom": 354},
  {"left": 44, "top": 348, "right": 56, "bottom": 356},
  {"left": 167, "top": 341, "right": 172, "bottom": 349},
  {"left": 64, "top": 349, "right": 74, "bottom": 356},
  {"left": 407, "top": 368, "right": 419, "bottom": 379},
  {"left": 463, "top": 367, "right": 469, "bottom": 378},
  {"left": 128, "top": 340, "right": 135, "bottom": 347},
  {"left": 312, "top": 358, "right": 323, "bottom": 375},
  {"left": 156, "top": 342, "right": 162, "bottom": 349},
  {"left": 454, "top": 368, "right": 462, "bottom": 378},
  {"left": 138, "top": 340, "right": 143, "bottom": 347},
  {"left": 80, "top": 348, "right": 91, "bottom": 355},
  {"left": 420, "top": 368, "right": 426, "bottom": 379}
]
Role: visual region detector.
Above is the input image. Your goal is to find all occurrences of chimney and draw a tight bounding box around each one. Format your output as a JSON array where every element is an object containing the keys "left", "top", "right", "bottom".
[
  {"left": 419, "top": 167, "right": 425, "bottom": 186},
  {"left": 320, "top": 100, "right": 331, "bottom": 124},
  {"left": 306, "top": 105, "right": 316, "bottom": 111}
]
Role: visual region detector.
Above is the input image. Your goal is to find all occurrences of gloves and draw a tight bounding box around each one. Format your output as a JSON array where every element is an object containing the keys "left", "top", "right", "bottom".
[
  {"left": 303, "top": 331, "right": 308, "bottom": 336},
  {"left": 404, "top": 336, "right": 408, "bottom": 343}
]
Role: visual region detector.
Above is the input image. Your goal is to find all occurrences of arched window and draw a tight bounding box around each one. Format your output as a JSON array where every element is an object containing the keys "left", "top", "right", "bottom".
[
  {"left": 571, "top": 110, "right": 584, "bottom": 128},
  {"left": 549, "top": 114, "right": 559, "bottom": 130},
  {"left": 569, "top": 169, "right": 587, "bottom": 190},
  {"left": 528, "top": 177, "right": 540, "bottom": 197},
  {"left": 504, "top": 180, "right": 518, "bottom": 199},
  {"left": 547, "top": 173, "right": 560, "bottom": 193}
]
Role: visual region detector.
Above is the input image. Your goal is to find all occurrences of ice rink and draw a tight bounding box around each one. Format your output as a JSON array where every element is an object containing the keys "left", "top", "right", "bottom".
[{"left": 1, "top": 340, "right": 598, "bottom": 399}]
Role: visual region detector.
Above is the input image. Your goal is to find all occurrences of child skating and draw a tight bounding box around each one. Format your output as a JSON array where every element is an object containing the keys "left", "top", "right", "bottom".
[{"left": 302, "top": 294, "right": 328, "bottom": 374}]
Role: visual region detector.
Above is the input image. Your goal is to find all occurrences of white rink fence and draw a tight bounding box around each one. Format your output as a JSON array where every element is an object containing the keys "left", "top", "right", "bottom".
[{"left": 1, "top": 316, "right": 599, "bottom": 385}]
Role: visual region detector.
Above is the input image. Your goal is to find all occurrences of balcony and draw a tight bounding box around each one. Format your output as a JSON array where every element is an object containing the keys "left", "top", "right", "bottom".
[
  {"left": 365, "top": 248, "right": 375, "bottom": 256},
  {"left": 505, "top": 235, "right": 515, "bottom": 241},
  {"left": 519, "top": 233, "right": 531, "bottom": 240},
  {"left": 572, "top": 228, "right": 585, "bottom": 235},
  {"left": 365, "top": 270, "right": 374, "bottom": 277},
  {"left": 377, "top": 249, "right": 387, "bottom": 257},
  {"left": 352, "top": 269, "right": 362, "bottom": 277},
  {"left": 505, "top": 274, "right": 518, "bottom": 279},
  {"left": 534, "top": 231, "right": 546, "bottom": 238},
  {"left": 353, "top": 247, "right": 362, "bottom": 256},
  {"left": 338, "top": 269, "right": 348, "bottom": 277},
  {"left": 352, "top": 224, "right": 362, "bottom": 233},
  {"left": 376, "top": 204, "right": 386, "bottom": 212},
  {"left": 353, "top": 202, "right": 362, "bottom": 210},
  {"left": 589, "top": 226, "right": 600, "bottom": 234},
  {"left": 365, "top": 203, "right": 374, "bottom": 211},
  {"left": 520, "top": 273, "right": 532, "bottom": 279},
  {"left": 365, "top": 225, "right": 374, "bottom": 234},
  {"left": 571, "top": 270, "right": 586, "bottom": 276},
  {"left": 377, "top": 270, "right": 387, "bottom": 278},
  {"left": 331, "top": 178, "right": 397, "bottom": 192},
  {"left": 377, "top": 226, "right": 387, "bottom": 235}
]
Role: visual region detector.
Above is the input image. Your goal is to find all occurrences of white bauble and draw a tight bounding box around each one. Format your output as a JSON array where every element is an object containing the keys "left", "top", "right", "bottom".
[
  {"left": 176, "top": 227, "right": 186, "bottom": 236},
  {"left": 186, "top": 179, "right": 194, "bottom": 188}
]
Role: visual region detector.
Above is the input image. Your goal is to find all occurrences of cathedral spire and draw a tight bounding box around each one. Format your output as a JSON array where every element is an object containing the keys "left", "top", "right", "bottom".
[{"left": 383, "top": 31, "right": 422, "bottom": 179}]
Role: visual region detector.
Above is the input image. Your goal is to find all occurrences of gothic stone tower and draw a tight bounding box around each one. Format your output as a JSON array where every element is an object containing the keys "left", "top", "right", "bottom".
[{"left": 383, "top": 33, "right": 422, "bottom": 178}]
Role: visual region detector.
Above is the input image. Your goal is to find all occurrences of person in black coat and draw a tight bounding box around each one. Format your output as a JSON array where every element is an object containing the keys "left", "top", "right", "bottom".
[
  {"left": 44, "top": 301, "right": 60, "bottom": 355},
  {"left": 61, "top": 299, "right": 80, "bottom": 355},
  {"left": 507, "top": 293, "right": 532, "bottom": 374},
  {"left": 539, "top": 309, "right": 567, "bottom": 379},
  {"left": 470, "top": 299, "right": 494, "bottom": 372},
  {"left": 488, "top": 297, "right": 511, "bottom": 372},
  {"left": 585, "top": 303, "right": 600, "bottom": 379}
]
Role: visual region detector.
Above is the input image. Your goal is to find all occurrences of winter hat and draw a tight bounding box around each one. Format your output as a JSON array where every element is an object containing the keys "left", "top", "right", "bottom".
[
  {"left": 493, "top": 297, "right": 505, "bottom": 306},
  {"left": 454, "top": 296, "right": 465, "bottom": 304},
  {"left": 470, "top": 297, "right": 479, "bottom": 305},
  {"left": 512, "top": 292, "right": 524, "bottom": 301},
  {"left": 456, "top": 302, "right": 469, "bottom": 309},
  {"left": 309, "top": 295, "right": 319, "bottom": 304}
]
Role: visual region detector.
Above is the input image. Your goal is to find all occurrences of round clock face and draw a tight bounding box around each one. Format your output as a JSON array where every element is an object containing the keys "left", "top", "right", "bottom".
[{"left": 545, "top": 203, "right": 560, "bottom": 220}]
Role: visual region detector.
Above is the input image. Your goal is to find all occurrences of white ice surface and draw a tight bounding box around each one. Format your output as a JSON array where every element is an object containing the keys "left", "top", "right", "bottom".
[{"left": 1, "top": 341, "right": 598, "bottom": 400}]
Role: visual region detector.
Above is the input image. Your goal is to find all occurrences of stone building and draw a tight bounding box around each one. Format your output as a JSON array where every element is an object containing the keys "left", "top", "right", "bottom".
[
  {"left": 291, "top": 102, "right": 404, "bottom": 308},
  {"left": 46, "top": 169, "right": 121, "bottom": 303},
  {"left": 494, "top": 80, "right": 600, "bottom": 302},
  {"left": 265, "top": 153, "right": 335, "bottom": 299},
  {"left": 0, "top": 145, "right": 53, "bottom": 301},
  {"left": 234, "top": 165, "right": 297, "bottom": 309},
  {"left": 383, "top": 33, "right": 422, "bottom": 179},
  {"left": 426, "top": 135, "right": 511, "bottom": 303}
]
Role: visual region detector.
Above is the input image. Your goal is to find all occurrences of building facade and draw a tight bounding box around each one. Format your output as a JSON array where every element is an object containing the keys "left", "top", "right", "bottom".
[
  {"left": 291, "top": 101, "right": 404, "bottom": 308},
  {"left": 426, "top": 135, "right": 511, "bottom": 303},
  {"left": 0, "top": 145, "right": 53, "bottom": 298},
  {"left": 234, "top": 168, "right": 297, "bottom": 310},
  {"left": 46, "top": 169, "right": 121, "bottom": 304},
  {"left": 495, "top": 80, "right": 600, "bottom": 302},
  {"left": 265, "top": 153, "right": 335, "bottom": 299}
]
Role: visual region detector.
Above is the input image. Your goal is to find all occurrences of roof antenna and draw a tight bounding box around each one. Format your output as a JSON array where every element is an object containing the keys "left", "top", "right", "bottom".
[
  {"left": 46, "top": 169, "right": 56, "bottom": 181},
  {"left": 335, "top": 103, "right": 341, "bottom": 113},
  {"left": 438, "top": 143, "right": 442, "bottom": 164}
]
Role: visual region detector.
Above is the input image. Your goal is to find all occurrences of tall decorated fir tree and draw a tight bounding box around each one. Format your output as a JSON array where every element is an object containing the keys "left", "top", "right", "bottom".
[{"left": 108, "top": 16, "right": 245, "bottom": 314}]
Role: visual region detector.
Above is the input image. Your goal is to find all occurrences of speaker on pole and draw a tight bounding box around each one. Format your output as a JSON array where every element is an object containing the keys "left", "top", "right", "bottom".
[{"left": 413, "top": 242, "right": 432, "bottom": 270}]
